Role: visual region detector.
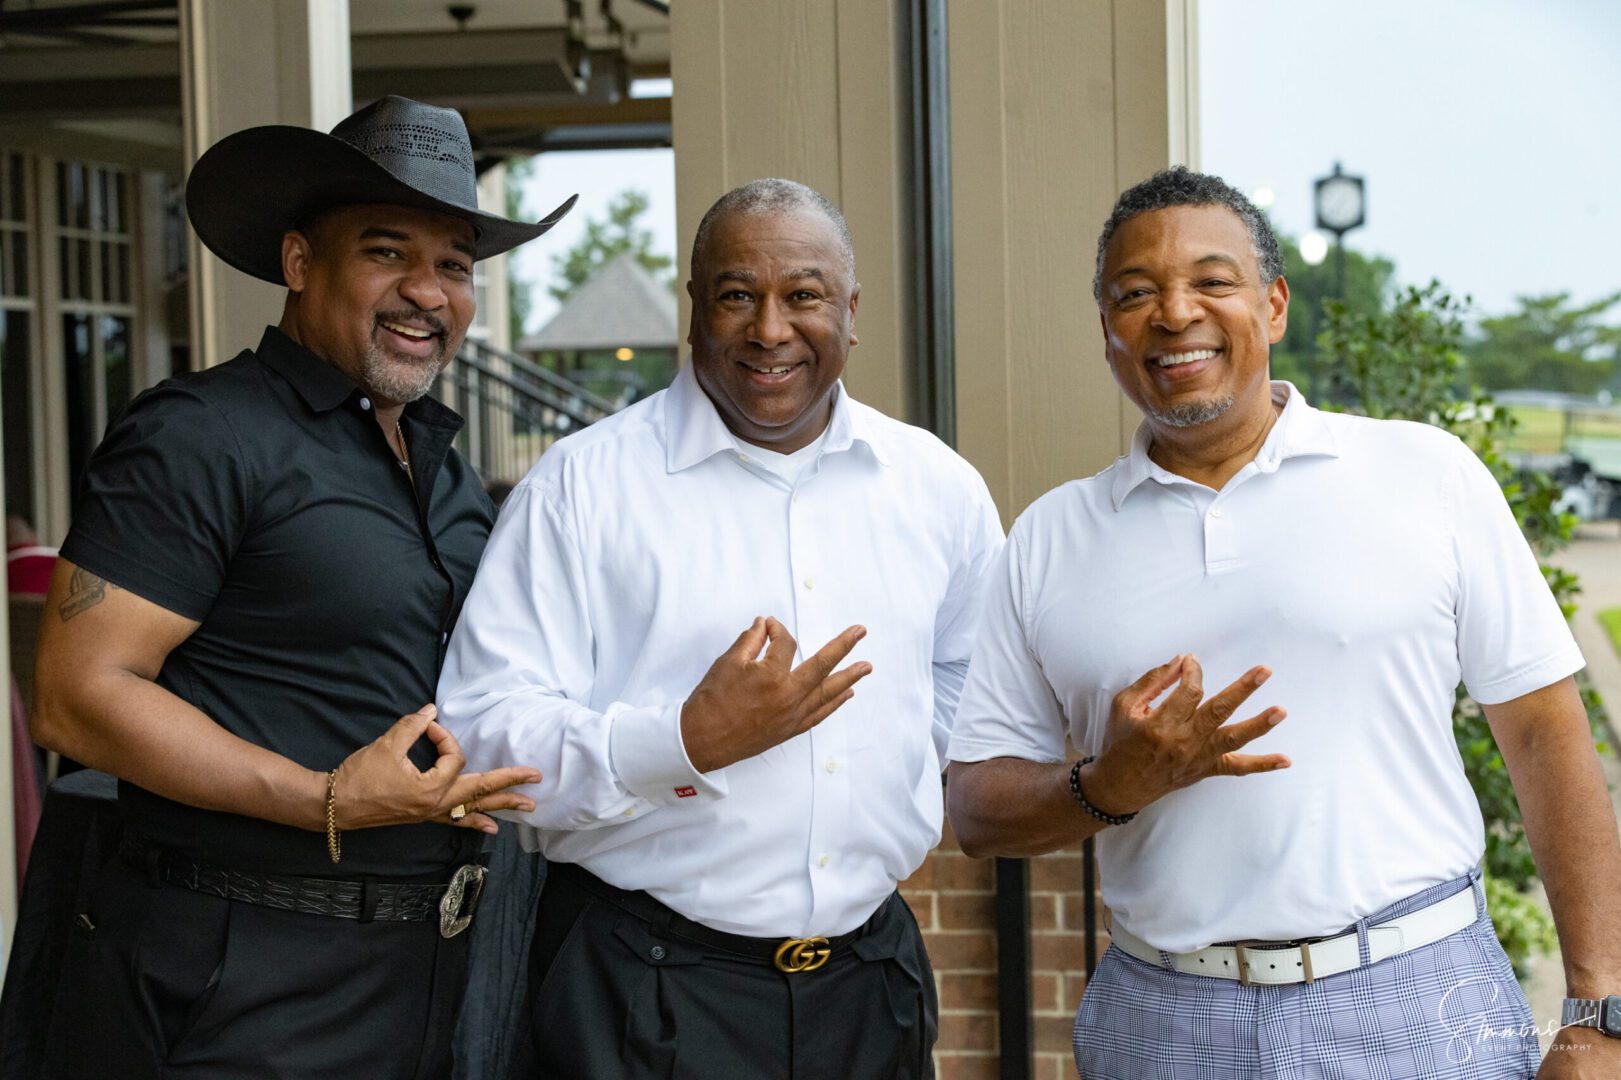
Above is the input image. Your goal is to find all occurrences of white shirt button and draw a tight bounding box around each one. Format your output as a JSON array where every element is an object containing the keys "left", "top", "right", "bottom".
[
  {"left": 803, "top": 576, "right": 815, "bottom": 590},
  {"left": 623, "top": 808, "right": 635, "bottom": 817},
  {"left": 791, "top": 491, "right": 800, "bottom": 504},
  {"left": 359, "top": 397, "right": 372, "bottom": 411},
  {"left": 818, "top": 853, "right": 830, "bottom": 867},
  {"left": 1210, "top": 506, "right": 1224, "bottom": 518},
  {"left": 826, "top": 758, "right": 838, "bottom": 773}
]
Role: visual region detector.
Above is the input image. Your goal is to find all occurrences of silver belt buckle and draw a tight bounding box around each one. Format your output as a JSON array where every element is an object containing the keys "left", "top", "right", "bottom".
[
  {"left": 439, "top": 864, "right": 488, "bottom": 939},
  {"left": 1233, "top": 937, "right": 1321, "bottom": 986}
]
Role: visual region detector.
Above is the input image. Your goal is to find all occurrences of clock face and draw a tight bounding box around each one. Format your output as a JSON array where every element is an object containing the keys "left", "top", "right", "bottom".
[
  {"left": 1316, "top": 176, "right": 1365, "bottom": 232},
  {"left": 1605, "top": 996, "right": 1621, "bottom": 1035}
]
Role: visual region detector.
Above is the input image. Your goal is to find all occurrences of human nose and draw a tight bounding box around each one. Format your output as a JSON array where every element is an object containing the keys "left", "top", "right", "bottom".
[
  {"left": 748, "top": 294, "right": 793, "bottom": 348},
  {"left": 1152, "top": 284, "right": 1201, "bottom": 333},
  {"left": 397, "top": 258, "right": 448, "bottom": 311}
]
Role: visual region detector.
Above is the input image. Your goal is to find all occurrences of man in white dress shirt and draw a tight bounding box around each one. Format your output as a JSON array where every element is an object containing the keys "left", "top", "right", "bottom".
[
  {"left": 438, "top": 178, "right": 1002, "bottom": 1078},
  {"left": 945, "top": 167, "right": 1621, "bottom": 1079}
]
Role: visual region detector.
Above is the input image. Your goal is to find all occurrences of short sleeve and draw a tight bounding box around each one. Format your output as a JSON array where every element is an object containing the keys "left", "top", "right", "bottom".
[
  {"left": 60, "top": 384, "right": 249, "bottom": 621},
  {"left": 1449, "top": 443, "right": 1583, "bottom": 704},
  {"left": 946, "top": 523, "right": 1069, "bottom": 764}
]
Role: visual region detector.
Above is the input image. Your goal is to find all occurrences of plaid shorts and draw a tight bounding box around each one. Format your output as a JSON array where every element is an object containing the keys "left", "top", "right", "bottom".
[{"left": 1074, "top": 871, "right": 1542, "bottom": 1079}]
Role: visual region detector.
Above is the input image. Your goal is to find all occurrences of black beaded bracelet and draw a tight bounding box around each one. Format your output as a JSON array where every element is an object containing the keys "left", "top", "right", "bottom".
[{"left": 1069, "top": 756, "right": 1137, "bottom": 826}]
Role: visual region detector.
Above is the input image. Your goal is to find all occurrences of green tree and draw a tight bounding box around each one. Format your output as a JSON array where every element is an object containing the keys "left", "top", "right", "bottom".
[
  {"left": 1270, "top": 234, "right": 1395, "bottom": 395},
  {"left": 548, "top": 190, "right": 673, "bottom": 303},
  {"left": 1467, "top": 291, "right": 1621, "bottom": 395},
  {"left": 1320, "top": 281, "right": 1609, "bottom": 975}
]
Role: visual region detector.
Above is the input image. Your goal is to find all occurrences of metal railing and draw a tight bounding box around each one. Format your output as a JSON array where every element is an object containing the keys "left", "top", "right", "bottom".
[{"left": 438, "top": 338, "right": 624, "bottom": 485}]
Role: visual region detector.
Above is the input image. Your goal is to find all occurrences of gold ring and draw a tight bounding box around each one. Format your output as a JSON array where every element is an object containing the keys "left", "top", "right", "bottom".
[{"left": 449, "top": 804, "right": 468, "bottom": 822}]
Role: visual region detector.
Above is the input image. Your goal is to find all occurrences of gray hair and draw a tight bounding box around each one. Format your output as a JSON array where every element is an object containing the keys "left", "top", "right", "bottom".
[
  {"left": 690, "top": 178, "right": 856, "bottom": 284},
  {"left": 1092, "top": 166, "right": 1283, "bottom": 303}
]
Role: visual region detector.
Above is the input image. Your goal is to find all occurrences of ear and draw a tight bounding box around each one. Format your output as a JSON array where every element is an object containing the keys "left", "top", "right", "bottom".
[
  {"left": 847, "top": 283, "right": 861, "bottom": 347},
  {"left": 685, "top": 278, "right": 698, "bottom": 347},
  {"left": 282, "top": 230, "right": 314, "bottom": 293},
  {"left": 1266, "top": 275, "right": 1290, "bottom": 345}
]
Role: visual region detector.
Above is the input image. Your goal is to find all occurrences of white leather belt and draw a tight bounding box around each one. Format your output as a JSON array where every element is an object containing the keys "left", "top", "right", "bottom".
[{"left": 1109, "top": 887, "right": 1479, "bottom": 987}]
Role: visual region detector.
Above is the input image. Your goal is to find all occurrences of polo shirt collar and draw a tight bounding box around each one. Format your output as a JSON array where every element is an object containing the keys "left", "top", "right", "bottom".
[
  {"left": 255, "top": 326, "right": 360, "bottom": 414},
  {"left": 663, "top": 361, "right": 890, "bottom": 473},
  {"left": 1109, "top": 381, "right": 1340, "bottom": 509},
  {"left": 255, "top": 325, "right": 465, "bottom": 435}
]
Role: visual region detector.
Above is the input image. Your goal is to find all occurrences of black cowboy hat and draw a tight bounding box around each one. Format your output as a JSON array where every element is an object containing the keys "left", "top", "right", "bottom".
[{"left": 186, "top": 95, "right": 576, "bottom": 285}]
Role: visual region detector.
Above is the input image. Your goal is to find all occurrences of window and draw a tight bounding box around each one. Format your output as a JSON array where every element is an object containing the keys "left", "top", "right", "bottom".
[
  {"left": 1, "top": 150, "right": 35, "bottom": 523},
  {"left": 55, "top": 161, "right": 136, "bottom": 488}
]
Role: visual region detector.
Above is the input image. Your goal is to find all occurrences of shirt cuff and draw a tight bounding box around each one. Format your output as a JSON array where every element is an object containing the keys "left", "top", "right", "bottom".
[{"left": 609, "top": 700, "right": 729, "bottom": 805}]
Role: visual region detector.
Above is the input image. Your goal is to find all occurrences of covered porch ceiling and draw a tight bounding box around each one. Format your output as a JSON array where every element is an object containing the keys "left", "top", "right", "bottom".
[{"left": 0, "top": 0, "right": 672, "bottom": 171}]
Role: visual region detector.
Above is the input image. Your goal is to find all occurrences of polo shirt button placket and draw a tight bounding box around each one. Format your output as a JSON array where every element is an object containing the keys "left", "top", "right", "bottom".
[{"left": 1204, "top": 501, "right": 1237, "bottom": 569}]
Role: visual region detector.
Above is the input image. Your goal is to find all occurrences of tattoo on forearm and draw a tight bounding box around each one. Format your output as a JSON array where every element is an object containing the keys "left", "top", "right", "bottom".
[{"left": 59, "top": 568, "right": 119, "bottom": 621}]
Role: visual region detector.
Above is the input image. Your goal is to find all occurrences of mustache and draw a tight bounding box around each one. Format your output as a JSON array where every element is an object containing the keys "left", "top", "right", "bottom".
[{"left": 374, "top": 311, "right": 449, "bottom": 337}]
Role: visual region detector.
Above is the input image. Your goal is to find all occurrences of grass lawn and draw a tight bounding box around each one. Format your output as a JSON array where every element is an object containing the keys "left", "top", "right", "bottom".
[
  {"left": 1601, "top": 607, "right": 1621, "bottom": 661},
  {"left": 1502, "top": 405, "right": 1621, "bottom": 455}
]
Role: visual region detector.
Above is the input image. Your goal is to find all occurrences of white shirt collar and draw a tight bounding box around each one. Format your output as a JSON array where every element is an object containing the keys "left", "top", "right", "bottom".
[
  {"left": 662, "top": 362, "right": 891, "bottom": 474},
  {"left": 1109, "top": 380, "right": 1340, "bottom": 510}
]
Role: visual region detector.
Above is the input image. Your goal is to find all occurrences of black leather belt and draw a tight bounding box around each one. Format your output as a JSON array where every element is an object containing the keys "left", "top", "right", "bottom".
[
  {"left": 547, "top": 861, "right": 891, "bottom": 972},
  {"left": 118, "top": 833, "right": 482, "bottom": 931}
]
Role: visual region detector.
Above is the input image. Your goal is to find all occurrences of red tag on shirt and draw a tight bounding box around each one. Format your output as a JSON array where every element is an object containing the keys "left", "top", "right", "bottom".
[{"left": 674, "top": 786, "right": 697, "bottom": 799}]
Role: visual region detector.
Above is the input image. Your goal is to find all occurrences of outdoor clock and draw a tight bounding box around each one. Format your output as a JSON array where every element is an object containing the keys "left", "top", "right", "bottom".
[{"left": 1314, "top": 165, "right": 1365, "bottom": 234}]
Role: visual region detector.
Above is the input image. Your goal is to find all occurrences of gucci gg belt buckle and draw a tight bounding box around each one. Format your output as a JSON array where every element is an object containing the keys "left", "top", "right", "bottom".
[
  {"left": 439, "top": 864, "right": 488, "bottom": 939},
  {"left": 773, "top": 936, "right": 832, "bottom": 973}
]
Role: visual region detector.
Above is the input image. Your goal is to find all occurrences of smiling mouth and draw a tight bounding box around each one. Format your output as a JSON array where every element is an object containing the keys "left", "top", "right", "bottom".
[
  {"left": 741, "top": 360, "right": 802, "bottom": 375},
  {"left": 379, "top": 319, "right": 438, "bottom": 342},
  {"left": 1153, "top": 348, "right": 1219, "bottom": 368}
]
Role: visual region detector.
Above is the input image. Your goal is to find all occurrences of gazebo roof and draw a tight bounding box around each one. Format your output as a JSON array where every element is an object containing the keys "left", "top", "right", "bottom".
[{"left": 518, "top": 253, "right": 678, "bottom": 353}]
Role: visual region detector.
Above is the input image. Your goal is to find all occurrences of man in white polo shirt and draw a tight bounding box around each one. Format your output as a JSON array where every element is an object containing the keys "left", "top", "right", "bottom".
[
  {"left": 439, "top": 178, "right": 1002, "bottom": 1078},
  {"left": 946, "top": 166, "right": 1621, "bottom": 1078}
]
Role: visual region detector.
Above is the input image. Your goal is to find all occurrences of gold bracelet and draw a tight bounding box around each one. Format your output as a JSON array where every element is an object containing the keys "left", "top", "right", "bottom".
[{"left": 325, "top": 768, "right": 342, "bottom": 864}]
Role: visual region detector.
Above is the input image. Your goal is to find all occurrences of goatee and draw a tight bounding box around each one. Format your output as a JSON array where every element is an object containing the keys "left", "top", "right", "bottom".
[{"left": 1147, "top": 394, "right": 1235, "bottom": 429}]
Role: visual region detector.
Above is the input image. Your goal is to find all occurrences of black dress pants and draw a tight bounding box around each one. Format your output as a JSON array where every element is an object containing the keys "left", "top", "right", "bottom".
[
  {"left": 516, "top": 863, "right": 937, "bottom": 1080},
  {"left": 42, "top": 854, "right": 469, "bottom": 1080}
]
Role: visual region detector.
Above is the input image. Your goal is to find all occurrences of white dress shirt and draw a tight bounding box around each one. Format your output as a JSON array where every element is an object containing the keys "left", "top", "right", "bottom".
[
  {"left": 948, "top": 383, "right": 1583, "bottom": 953},
  {"left": 439, "top": 364, "right": 1003, "bottom": 937}
]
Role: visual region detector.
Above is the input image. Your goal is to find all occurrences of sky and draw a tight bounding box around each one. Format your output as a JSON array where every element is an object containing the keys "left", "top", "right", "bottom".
[
  {"left": 516, "top": 0, "right": 1621, "bottom": 333},
  {"left": 1199, "top": 0, "right": 1621, "bottom": 320},
  {"left": 511, "top": 146, "right": 679, "bottom": 331}
]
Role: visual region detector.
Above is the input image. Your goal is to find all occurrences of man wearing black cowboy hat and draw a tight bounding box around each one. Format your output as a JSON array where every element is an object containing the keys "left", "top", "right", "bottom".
[{"left": 31, "top": 95, "right": 572, "bottom": 1079}]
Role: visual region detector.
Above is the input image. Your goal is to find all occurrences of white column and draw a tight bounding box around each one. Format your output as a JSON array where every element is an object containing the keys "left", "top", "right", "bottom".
[{"left": 179, "top": 0, "right": 352, "bottom": 369}]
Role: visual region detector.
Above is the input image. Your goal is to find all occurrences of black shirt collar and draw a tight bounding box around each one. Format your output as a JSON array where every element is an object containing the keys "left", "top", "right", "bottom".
[
  {"left": 254, "top": 325, "right": 465, "bottom": 435},
  {"left": 256, "top": 326, "right": 358, "bottom": 414}
]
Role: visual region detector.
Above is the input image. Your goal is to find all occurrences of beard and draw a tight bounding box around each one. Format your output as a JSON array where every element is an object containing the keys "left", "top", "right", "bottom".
[
  {"left": 362, "top": 313, "right": 453, "bottom": 404},
  {"left": 1147, "top": 393, "right": 1235, "bottom": 428}
]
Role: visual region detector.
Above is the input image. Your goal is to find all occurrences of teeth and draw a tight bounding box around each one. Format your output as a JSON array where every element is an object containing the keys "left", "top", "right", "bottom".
[
  {"left": 746, "top": 364, "right": 795, "bottom": 374},
  {"left": 1155, "top": 348, "right": 1216, "bottom": 367},
  {"left": 382, "top": 321, "right": 432, "bottom": 339}
]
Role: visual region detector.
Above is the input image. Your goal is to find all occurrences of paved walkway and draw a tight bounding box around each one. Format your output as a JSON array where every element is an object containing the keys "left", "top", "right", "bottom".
[{"left": 1524, "top": 522, "right": 1621, "bottom": 1046}]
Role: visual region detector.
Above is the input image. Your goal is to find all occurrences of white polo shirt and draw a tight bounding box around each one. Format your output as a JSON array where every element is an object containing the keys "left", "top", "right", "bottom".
[
  {"left": 439, "top": 364, "right": 1003, "bottom": 937},
  {"left": 948, "top": 383, "right": 1583, "bottom": 953}
]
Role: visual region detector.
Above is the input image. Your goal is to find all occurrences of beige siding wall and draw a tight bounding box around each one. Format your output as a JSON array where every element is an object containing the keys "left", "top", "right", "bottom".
[
  {"left": 670, "top": 0, "right": 911, "bottom": 419},
  {"left": 951, "top": 0, "right": 1199, "bottom": 524},
  {"left": 672, "top": 1, "right": 1197, "bottom": 523}
]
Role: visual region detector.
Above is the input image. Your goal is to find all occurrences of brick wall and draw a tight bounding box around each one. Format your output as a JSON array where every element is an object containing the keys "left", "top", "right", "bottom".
[{"left": 900, "top": 819, "right": 1105, "bottom": 1079}]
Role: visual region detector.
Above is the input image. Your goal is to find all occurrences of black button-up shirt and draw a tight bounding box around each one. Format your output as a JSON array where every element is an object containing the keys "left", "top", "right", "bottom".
[{"left": 62, "top": 327, "right": 493, "bottom": 876}]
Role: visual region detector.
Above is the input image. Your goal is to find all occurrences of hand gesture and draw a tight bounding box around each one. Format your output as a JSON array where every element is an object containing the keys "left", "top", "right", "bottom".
[
  {"left": 1088, "top": 654, "right": 1288, "bottom": 816},
  {"left": 332, "top": 704, "right": 542, "bottom": 834},
  {"left": 680, "top": 617, "right": 873, "bottom": 773}
]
